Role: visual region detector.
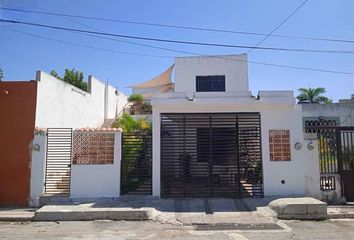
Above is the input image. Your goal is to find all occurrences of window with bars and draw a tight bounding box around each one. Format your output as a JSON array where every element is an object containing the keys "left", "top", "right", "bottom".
[
  {"left": 196, "top": 75, "right": 225, "bottom": 92},
  {"left": 269, "top": 130, "right": 291, "bottom": 161}
]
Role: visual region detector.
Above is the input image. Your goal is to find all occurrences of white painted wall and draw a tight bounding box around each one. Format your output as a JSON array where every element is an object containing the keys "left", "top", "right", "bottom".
[
  {"left": 70, "top": 132, "right": 121, "bottom": 198},
  {"left": 29, "top": 132, "right": 46, "bottom": 207},
  {"left": 35, "top": 71, "right": 127, "bottom": 129},
  {"left": 174, "top": 54, "right": 248, "bottom": 93},
  {"left": 151, "top": 92, "right": 320, "bottom": 198}
]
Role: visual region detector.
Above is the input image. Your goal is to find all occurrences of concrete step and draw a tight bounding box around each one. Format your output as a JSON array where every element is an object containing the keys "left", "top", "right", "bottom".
[
  {"left": 0, "top": 208, "right": 36, "bottom": 221},
  {"left": 327, "top": 206, "right": 354, "bottom": 219},
  {"left": 33, "top": 205, "right": 154, "bottom": 221},
  {"left": 269, "top": 197, "right": 327, "bottom": 220}
]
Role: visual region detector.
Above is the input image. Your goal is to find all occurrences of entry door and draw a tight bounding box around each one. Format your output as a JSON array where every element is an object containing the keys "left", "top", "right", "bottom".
[{"left": 338, "top": 129, "right": 354, "bottom": 202}]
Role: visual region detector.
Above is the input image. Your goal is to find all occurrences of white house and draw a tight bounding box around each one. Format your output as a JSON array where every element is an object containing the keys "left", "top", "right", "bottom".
[{"left": 151, "top": 54, "right": 321, "bottom": 198}]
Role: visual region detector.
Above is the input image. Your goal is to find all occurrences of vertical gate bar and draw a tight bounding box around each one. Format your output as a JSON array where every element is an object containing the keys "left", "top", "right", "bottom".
[
  {"left": 120, "top": 132, "right": 124, "bottom": 195},
  {"left": 68, "top": 128, "right": 72, "bottom": 196},
  {"left": 258, "top": 113, "right": 264, "bottom": 197},
  {"left": 326, "top": 134, "right": 330, "bottom": 173},
  {"left": 350, "top": 132, "right": 354, "bottom": 169},
  {"left": 183, "top": 116, "right": 186, "bottom": 197},
  {"left": 336, "top": 129, "right": 344, "bottom": 197},
  {"left": 44, "top": 129, "right": 49, "bottom": 193},
  {"left": 209, "top": 115, "right": 213, "bottom": 197},
  {"left": 235, "top": 115, "right": 241, "bottom": 198}
]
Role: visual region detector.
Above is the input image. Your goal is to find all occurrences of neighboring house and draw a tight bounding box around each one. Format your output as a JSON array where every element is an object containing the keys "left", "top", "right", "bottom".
[
  {"left": 35, "top": 71, "right": 128, "bottom": 129},
  {"left": 0, "top": 71, "right": 127, "bottom": 206},
  {"left": 150, "top": 54, "right": 321, "bottom": 199},
  {"left": 301, "top": 95, "right": 354, "bottom": 203},
  {"left": 302, "top": 95, "right": 354, "bottom": 127}
]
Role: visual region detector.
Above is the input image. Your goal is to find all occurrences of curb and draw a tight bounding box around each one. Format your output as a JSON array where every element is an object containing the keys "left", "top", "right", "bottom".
[
  {"left": 33, "top": 208, "right": 154, "bottom": 221},
  {"left": 328, "top": 213, "right": 354, "bottom": 219}
]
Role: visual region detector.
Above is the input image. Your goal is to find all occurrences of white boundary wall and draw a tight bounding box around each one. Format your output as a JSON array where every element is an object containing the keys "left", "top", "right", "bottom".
[
  {"left": 151, "top": 91, "right": 321, "bottom": 198},
  {"left": 35, "top": 71, "right": 127, "bottom": 129},
  {"left": 70, "top": 132, "right": 121, "bottom": 198}
]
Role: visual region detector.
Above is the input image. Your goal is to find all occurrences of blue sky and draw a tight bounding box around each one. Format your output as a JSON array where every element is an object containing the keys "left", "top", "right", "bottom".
[{"left": 0, "top": 0, "right": 353, "bottom": 101}]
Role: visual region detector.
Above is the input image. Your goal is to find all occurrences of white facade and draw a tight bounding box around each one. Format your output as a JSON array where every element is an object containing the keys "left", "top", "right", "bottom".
[
  {"left": 174, "top": 54, "right": 249, "bottom": 93},
  {"left": 35, "top": 71, "right": 127, "bottom": 129},
  {"left": 151, "top": 54, "right": 321, "bottom": 198}
]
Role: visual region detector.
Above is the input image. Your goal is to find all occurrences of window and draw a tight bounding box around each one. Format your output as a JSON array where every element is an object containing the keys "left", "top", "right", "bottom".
[
  {"left": 197, "top": 127, "right": 235, "bottom": 164},
  {"left": 269, "top": 130, "right": 291, "bottom": 161},
  {"left": 196, "top": 75, "right": 225, "bottom": 92}
]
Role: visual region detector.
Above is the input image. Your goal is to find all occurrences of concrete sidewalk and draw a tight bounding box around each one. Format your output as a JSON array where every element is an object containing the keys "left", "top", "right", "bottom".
[
  {"left": 2, "top": 197, "right": 354, "bottom": 223},
  {"left": 33, "top": 196, "right": 278, "bottom": 224}
]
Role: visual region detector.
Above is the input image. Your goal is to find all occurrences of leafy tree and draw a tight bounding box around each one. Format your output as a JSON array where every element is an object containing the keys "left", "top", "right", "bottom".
[
  {"left": 0, "top": 68, "right": 4, "bottom": 81},
  {"left": 50, "top": 68, "right": 88, "bottom": 92},
  {"left": 297, "top": 87, "right": 331, "bottom": 104}
]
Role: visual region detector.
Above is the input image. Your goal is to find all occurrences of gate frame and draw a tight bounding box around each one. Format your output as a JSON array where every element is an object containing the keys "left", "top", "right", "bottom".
[
  {"left": 159, "top": 112, "right": 263, "bottom": 198},
  {"left": 44, "top": 128, "right": 73, "bottom": 196},
  {"left": 120, "top": 130, "right": 153, "bottom": 195},
  {"left": 306, "top": 125, "right": 354, "bottom": 201}
]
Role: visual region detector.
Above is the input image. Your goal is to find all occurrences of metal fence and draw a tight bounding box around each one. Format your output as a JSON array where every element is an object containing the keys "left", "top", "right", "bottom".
[{"left": 120, "top": 131, "right": 152, "bottom": 195}]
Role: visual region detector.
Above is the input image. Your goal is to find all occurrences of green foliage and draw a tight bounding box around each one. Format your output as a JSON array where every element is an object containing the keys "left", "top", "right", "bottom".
[
  {"left": 128, "top": 93, "right": 144, "bottom": 103},
  {"left": 0, "top": 68, "right": 4, "bottom": 81},
  {"left": 112, "top": 113, "right": 151, "bottom": 132},
  {"left": 297, "top": 87, "right": 332, "bottom": 104},
  {"left": 50, "top": 68, "right": 88, "bottom": 92}
]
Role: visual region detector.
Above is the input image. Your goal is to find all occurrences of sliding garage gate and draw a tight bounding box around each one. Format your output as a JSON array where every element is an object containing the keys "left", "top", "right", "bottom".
[{"left": 161, "top": 113, "right": 263, "bottom": 198}]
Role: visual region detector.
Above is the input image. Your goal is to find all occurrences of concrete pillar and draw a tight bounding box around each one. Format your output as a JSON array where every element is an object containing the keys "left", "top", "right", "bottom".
[
  {"left": 29, "top": 131, "right": 46, "bottom": 207},
  {"left": 152, "top": 110, "right": 161, "bottom": 197},
  {"left": 115, "top": 131, "right": 122, "bottom": 197}
]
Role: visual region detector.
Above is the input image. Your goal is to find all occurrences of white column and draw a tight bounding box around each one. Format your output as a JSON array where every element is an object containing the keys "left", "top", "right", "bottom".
[
  {"left": 115, "top": 131, "right": 122, "bottom": 197},
  {"left": 29, "top": 132, "right": 46, "bottom": 207},
  {"left": 152, "top": 110, "right": 161, "bottom": 197}
]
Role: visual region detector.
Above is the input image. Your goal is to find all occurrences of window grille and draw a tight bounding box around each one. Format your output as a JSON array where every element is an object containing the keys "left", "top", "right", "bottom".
[
  {"left": 196, "top": 75, "right": 225, "bottom": 92},
  {"left": 269, "top": 130, "right": 291, "bottom": 161}
]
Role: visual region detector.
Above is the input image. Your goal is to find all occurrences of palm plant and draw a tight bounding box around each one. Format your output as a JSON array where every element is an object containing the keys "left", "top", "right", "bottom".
[{"left": 297, "top": 87, "right": 331, "bottom": 104}]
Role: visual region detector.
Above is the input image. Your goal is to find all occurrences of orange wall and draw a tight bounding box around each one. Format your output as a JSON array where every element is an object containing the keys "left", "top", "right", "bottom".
[{"left": 0, "top": 81, "right": 37, "bottom": 207}]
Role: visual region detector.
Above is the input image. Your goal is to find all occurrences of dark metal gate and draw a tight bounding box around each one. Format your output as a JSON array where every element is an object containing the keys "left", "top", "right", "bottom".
[
  {"left": 121, "top": 131, "right": 152, "bottom": 195},
  {"left": 305, "top": 125, "right": 354, "bottom": 202},
  {"left": 45, "top": 128, "right": 72, "bottom": 196},
  {"left": 160, "top": 113, "right": 263, "bottom": 198},
  {"left": 337, "top": 128, "right": 354, "bottom": 202}
]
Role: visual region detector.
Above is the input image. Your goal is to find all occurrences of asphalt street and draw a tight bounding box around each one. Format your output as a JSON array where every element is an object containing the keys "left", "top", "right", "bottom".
[{"left": 0, "top": 219, "right": 354, "bottom": 240}]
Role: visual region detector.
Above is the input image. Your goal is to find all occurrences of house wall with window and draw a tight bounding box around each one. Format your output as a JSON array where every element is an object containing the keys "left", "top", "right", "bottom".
[
  {"left": 151, "top": 54, "right": 320, "bottom": 198},
  {"left": 174, "top": 54, "right": 249, "bottom": 93}
]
